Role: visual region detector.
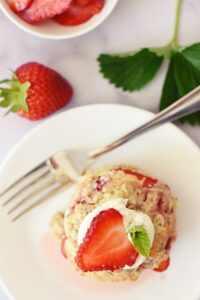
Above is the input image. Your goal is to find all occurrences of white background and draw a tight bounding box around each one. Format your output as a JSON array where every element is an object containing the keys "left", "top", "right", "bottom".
[{"left": 0, "top": 0, "right": 199, "bottom": 298}]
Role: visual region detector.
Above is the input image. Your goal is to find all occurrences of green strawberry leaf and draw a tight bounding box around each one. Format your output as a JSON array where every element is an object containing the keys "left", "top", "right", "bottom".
[
  {"left": 174, "top": 52, "right": 200, "bottom": 94},
  {"left": 173, "top": 51, "right": 200, "bottom": 124},
  {"left": 129, "top": 225, "right": 151, "bottom": 257},
  {"left": 181, "top": 43, "right": 200, "bottom": 70},
  {"left": 98, "top": 49, "right": 164, "bottom": 92},
  {"left": 150, "top": 44, "right": 175, "bottom": 59},
  {"left": 160, "top": 57, "right": 179, "bottom": 110},
  {"left": 98, "top": 42, "right": 200, "bottom": 125},
  {"left": 160, "top": 48, "right": 200, "bottom": 125},
  {"left": 0, "top": 77, "right": 30, "bottom": 114}
]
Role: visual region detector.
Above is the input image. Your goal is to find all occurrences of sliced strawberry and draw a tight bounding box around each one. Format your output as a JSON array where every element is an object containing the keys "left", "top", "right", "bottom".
[
  {"left": 154, "top": 257, "right": 170, "bottom": 272},
  {"left": 61, "top": 236, "right": 68, "bottom": 259},
  {"left": 76, "top": 208, "right": 139, "bottom": 272},
  {"left": 115, "top": 167, "right": 158, "bottom": 188},
  {"left": 8, "top": 0, "right": 33, "bottom": 12},
  {"left": 55, "top": 0, "right": 105, "bottom": 26},
  {"left": 20, "top": 0, "right": 73, "bottom": 24},
  {"left": 75, "top": 0, "right": 91, "bottom": 7}
]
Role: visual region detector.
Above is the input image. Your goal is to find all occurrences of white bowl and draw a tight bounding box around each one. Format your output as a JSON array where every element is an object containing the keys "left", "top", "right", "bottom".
[{"left": 0, "top": 0, "right": 118, "bottom": 39}]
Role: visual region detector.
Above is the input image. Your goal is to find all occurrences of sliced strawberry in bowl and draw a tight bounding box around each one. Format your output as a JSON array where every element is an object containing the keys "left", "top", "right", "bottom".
[
  {"left": 8, "top": 0, "right": 33, "bottom": 12},
  {"left": 76, "top": 208, "right": 139, "bottom": 272},
  {"left": 55, "top": 0, "right": 105, "bottom": 26},
  {"left": 20, "top": 0, "right": 73, "bottom": 24},
  {"left": 75, "top": 0, "right": 91, "bottom": 7}
]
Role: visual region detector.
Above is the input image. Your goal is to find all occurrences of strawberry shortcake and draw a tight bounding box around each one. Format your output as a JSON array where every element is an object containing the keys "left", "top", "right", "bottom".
[{"left": 51, "top": 165, "right": 177, "bottom": 281}]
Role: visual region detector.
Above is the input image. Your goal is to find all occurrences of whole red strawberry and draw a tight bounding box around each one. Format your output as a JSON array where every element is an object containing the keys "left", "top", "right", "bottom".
[
  {"left": 55, "top": 0, "right": 105, "bottom": 26},
  {"left": 0, "top": 62, "right": 73, "bottom": 121}
]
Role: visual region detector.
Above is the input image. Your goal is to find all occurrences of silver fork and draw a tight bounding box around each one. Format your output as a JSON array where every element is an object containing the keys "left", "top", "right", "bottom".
[{"left": 1, "top": 85, "right": 200, "bottom": 221}]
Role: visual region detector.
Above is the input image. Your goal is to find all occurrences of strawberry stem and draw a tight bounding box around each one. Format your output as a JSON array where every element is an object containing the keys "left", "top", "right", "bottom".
[
  {"left": 0, "top": 88, "right": 12, "bottom": 93},
  {"left": 172, "top": 0, "right": 182, "bottom": 47},
  {"left": 0, "top": 76, "right": 30, "bottom": 114}
]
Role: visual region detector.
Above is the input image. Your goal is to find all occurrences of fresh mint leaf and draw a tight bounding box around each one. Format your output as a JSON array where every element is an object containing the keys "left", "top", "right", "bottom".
[
  {"left": 129, "top": 225, "right": 151, "bottom": 257},
  {"left": 98, "top": 49, "right": 163, "bottom": 92}
]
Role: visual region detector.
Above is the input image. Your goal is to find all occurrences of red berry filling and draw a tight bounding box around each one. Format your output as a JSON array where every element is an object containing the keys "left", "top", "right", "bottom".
[
  {"left": 154, "top": 257, "right": 170, "bottom": 272},
  {"left": 157, "top": 198, "right": 163, "bottom": 213},
  {"left": 70, "top": 199, "right": 87, "bottom": 213},
  {"left": 165, "top": 238, "right": 172, "bottom": 251},
  {"left": 157, "top": 198, "right": 174, "bottom": 214},
  {"left": 93, "top": 176, "right": 109, "bottom": 191},
  {"left": 115, "top": 167, "right": 158, "bottom": 188}
]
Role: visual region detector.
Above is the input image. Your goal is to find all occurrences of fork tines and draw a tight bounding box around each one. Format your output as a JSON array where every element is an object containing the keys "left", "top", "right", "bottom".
[{"left": 0, "top": 162, "right": 68, "bottom": 222}]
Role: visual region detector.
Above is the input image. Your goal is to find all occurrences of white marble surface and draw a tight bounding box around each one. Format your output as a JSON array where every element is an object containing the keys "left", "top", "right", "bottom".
[{"left": 0, "top": 0, "right": 199, "bottom": 299}]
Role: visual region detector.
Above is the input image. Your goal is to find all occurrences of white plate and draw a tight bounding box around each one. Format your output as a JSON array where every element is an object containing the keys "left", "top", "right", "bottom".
[{"left": 0, "top": 104, "right": 200, "bottom": 300}]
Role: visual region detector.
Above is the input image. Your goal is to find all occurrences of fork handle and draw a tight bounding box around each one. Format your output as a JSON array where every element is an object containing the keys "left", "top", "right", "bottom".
[{"left": 89, "top": 85, "right": 200, "bottom": 159}]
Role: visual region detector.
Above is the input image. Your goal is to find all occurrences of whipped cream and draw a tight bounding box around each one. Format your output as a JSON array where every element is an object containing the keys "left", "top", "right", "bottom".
[{"left": 76, "top": 198, "right": 155, "bottom": 270}]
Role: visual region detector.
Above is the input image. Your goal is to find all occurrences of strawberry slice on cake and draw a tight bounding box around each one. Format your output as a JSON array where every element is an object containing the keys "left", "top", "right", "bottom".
[{"left": 76, "top": 208, "right": 139, "bottom": 272}]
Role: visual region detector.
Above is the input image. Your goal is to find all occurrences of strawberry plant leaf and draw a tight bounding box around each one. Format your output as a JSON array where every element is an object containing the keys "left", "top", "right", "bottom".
[
  {"left": 129, "top": 225, "right": 151, "bottom": 257},
  {"left": 160, "top": 48, "right": 200, "bottom": 125},
  {"left": 160, "top": 57, "right": 179, "bottom": 110},
  {"left": 181, "top": 43, "right": 200, "bottom": 70},
  {"left": 174, "top": 52, "right": 200, "bottom": 94},
  {"left": 98, "top": 44, "right": 200, "bottom": 125},
  {"left": 173, "top": 52, "right": 200, "bottom": 124},
  {"left": 97, "top": 0, "right": 199, "bottom": 125},
  {"left": 98, "top": 49, "right": 164, "bottom": 92},
  {"left": 150, "top": 44, "right": 174, "bottom": 59}
]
